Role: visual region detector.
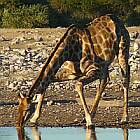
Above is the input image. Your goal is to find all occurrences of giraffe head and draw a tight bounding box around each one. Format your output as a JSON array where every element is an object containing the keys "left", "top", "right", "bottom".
[{"left": 16, "top": 93, "right": 29, "bottom": 127}]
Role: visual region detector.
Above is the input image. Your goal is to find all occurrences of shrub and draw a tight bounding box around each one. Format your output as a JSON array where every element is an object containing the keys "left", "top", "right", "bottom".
[{"left": 2, "top": 4, "right": 49, "bottom": 28}]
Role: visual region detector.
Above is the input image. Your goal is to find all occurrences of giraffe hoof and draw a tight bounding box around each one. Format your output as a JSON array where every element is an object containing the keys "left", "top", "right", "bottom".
[
  {"left": 121, "top": 117, "right": 128, "bottom": 124},
  {"left": 28, "top": 121, "right": 38, "bottom": 127},
  {"left": 16, "top": 123, "right": 23, "bottom": 128},
  {"left": 85, "top": 124, "right": 95, "bottom": 130}
]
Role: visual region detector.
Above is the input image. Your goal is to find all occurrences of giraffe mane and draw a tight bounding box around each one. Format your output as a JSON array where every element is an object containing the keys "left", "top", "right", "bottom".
[{"left": 42, "top": 24, "right": 76, "bottom": 70}]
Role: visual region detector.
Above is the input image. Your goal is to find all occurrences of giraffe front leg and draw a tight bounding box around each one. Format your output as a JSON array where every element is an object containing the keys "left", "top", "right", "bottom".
[
  {"left": 118, "top": 31, "right": 130, "bottom": 124},
  {"left": 118, "top": 59, "right": 129, "bottom": 123},
  {"left": 30, "top": 94, "right": 44, "bottom": 124},
  {"left": 91, "top": 77, "right": 108, "bottom": 119},
  {"left": 75, "top": 81, "right": 93, "bottom": 128}
]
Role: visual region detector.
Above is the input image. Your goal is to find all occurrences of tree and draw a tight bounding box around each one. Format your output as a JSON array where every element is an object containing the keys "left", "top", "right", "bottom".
[{"left": 48, "top": 0, "right": 139, "bottom": 26}]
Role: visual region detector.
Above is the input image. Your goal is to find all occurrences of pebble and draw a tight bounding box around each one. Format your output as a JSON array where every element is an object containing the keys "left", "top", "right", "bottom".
[
  {"left": 47, "top": 100, "right": 54, "bottom": 106},
  {"left": 34, "top": 36, "right": 43, "bottom": 42}
]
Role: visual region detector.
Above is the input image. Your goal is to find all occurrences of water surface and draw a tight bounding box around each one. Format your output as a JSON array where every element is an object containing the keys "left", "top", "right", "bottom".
[{"left": 0, "top": 127, "right": 140, "bottom": 140}]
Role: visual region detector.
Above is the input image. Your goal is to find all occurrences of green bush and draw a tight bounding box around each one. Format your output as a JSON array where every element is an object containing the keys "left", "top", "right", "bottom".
[{"left": 2, "top": 4, "right": 49, "bottom": 28}]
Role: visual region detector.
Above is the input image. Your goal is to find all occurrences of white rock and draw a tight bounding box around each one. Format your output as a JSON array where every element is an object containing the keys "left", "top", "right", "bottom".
[
  {"left": 0, "top": 36, "right": 7, "bottom": 41},
  {"left": 9, "top": 83, "right": 15, "bottom": 89},
  {"left": 9, "top": 65, "right": 15, "bottom": 72},
  {"left": 11, "top": 38, "right": 20, "bottom": 45},
  {"left": 34, "top": 36, "right": 43, "bottom": 42},
  {"left": 133, "top": 41, "right": 140, "bottom": 51},
  {"left": 47, "top": 100, "right": 53, "bottom": 106}
]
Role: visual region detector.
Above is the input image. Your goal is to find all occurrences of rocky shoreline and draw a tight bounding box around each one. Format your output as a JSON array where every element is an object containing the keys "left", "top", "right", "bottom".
[{"left": 0, "top": 28, "right": 140, "bottom": 93}]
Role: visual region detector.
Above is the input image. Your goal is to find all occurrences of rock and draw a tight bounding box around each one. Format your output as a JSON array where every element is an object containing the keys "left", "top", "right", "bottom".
[
  {"left": 14, "top": 65, "right": 19, "bottom": 70},
  {"left": 26, "top": 81, "right": 33, "bottom": 86},
  {"left": 11, "top": 55, "right": 19, "bottom": 61},
  {"left": 11, "top": 38, "right": 20, "bottom": 45},
  {"left": 74, "top": 118, "right": 78, "bottom": 122},
  {"left": 20, "top": 36, "right": 26, "bottom": 42},
  {"left": 20, "top": 49, "right": 27, "bottom": 56},
  {"left": 34, "top": 36, "right": 43, "bottom": 42},
  {"left": 11, "top": 37, "right": 26, "bottom": 45},
  {"left": 47, "top": 100, "right": 54, "bottom": 106},
  {"left": 0, "top": 36, "right": 7, "bottom": 41},
  {"left": 101, "top": 92, "right": 107, "bottom": 98},
  {"left": 8, "top": 83, "right": 15, "bottom": 89},
  {"left": 133, "top": 41, "right": 140, "bottom": 51},
  {"left": 9, "top": 65, "right": 15, "bottom": 72}
]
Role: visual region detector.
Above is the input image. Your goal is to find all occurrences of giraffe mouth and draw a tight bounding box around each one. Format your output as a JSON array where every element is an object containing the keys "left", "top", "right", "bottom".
[
  {"left": 16, "top": 93, "right": 29, "bottom": 127},
  {"left": 16, "top": 108, "right": 28, "bottom": 127}
]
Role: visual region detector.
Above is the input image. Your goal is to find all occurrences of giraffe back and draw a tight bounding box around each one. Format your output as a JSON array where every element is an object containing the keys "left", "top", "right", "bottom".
[{"left": 86, "top": 15, "right": 123, "bottom": 63}]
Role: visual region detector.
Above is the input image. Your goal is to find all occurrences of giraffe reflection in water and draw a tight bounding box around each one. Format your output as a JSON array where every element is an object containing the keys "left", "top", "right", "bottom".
[
  {"left": 16, "top": 127, "right": 128, "bottom": 140},
  {"left": 16, "top": 127, "right": 41, "bottom": 140}
]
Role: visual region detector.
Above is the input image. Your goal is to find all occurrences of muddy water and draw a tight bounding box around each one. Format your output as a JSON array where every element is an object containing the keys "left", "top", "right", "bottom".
[{"left": 0, "top": 127, "right": 140, "bottom": 140}]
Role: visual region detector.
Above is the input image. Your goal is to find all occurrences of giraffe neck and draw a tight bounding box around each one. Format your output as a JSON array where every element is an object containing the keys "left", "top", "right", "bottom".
[{"left": 28, "top": 25, "right": 82, "bottom": 98}]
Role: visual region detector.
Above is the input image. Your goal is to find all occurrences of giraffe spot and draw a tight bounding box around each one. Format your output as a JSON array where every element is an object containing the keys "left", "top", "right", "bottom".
[
  {"left": 82, "top": 50, "right": 88, "bottom": 58},
  {"left": 97, "top": 35, "right": 103, "bottom": 44},
  {"left": 101, "top": 29, "right": 110, "bottom": 39},
  {"left": 92, "top": 36, "right": 98, "bottom": 44},
  {"left": 101, "top": 15, "right": 111, "bottom": 22},
  {"left": 89, "top": 28, "right": 97, "bottom": 37},
  {"left": 102, "top": 22, "right": 107, "bottom": 27},
  {"left": 101, "top": 16, "right": 107, "bottom": 21},
  {"left": 63, "top": 61, "right": 69, "bottom": 67},
  {"left": 94, "top": 44, "right": 102, "bottom": 55},
  {"left": 95, "top": 23, "right": 104, "bottom": 31},
  {"left": 84, "top": 43, "right": 90, "bottom": 50},
  {"left": 82, "top": 35, "right": 89, "bottom": 43},
  {"left": 93, "top": 18, "right": 101, "bottom": 25},
  {"left": 103, "top": 39, "right": 112, "bottom": 48},
  {"left": 104, "top": 49, "right": 111, "bottom": 55},
  {"left": 108, "top": 39, "right": 113, "bottom": 48},
  {"left": 105, "top": 26, "right": 111, "bottom": 32},
  {"left": 103, "top": 49, "right": 115, "bottom": 61},
  {"left": 107, "top": 21, "right": 115, "bottom": 31},
  {"left": 110, "top": 32, "right": 116, "bottom": 40}
]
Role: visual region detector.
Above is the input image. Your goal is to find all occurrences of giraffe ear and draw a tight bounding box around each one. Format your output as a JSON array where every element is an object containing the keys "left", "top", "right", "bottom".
[{"left": 18, "top": 93, "right": 26, "bottom": 99}]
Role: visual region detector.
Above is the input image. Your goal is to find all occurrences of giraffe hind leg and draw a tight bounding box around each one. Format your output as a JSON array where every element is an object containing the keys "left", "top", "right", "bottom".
[
  {"left": 75, "top": 69, "right": 107, "bottom": 128},
  {"left": 118, "top": 30, "right": 130, "bottom": 124}
]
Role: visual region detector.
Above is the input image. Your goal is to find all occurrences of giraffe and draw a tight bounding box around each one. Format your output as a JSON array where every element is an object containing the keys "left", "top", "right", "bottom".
[{"left": 16, "top": 14, "right": 130, "bottom": 128}]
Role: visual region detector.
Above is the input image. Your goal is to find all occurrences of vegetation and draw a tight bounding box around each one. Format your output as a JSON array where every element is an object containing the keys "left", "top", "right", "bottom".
[{"left": 0, "top": 0, "right": 139, "bottom": 28}]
